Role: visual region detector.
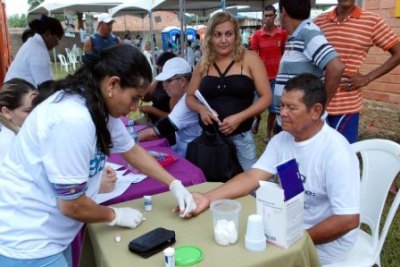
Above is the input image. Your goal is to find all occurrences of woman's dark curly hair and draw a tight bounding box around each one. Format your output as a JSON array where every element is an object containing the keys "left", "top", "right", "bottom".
[{"left": 34, "top": 45, "right": 152, "bottom": 155}]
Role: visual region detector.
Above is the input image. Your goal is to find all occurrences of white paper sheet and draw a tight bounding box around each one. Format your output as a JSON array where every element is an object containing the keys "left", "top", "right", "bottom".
[{"left": 95, "top": 162, "right": 147, "bottom": 204}]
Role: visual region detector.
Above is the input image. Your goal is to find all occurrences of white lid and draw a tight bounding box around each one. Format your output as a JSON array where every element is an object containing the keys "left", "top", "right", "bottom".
[
  {"left": 163, "top": 247, "right": 175, "bottom": 256},
  {"left": 144, "top": 195, "right": 152, "bottom": 199}
]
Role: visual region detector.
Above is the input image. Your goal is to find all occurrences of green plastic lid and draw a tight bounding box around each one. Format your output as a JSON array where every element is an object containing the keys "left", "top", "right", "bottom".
[{"left": 175, "top": 245, "right": 203, "bottom": 266}]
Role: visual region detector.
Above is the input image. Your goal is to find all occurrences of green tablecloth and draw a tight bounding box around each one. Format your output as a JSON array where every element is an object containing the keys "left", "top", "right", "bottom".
[{"left": 80, "top": 182, "right": 321, "bottom": 267}]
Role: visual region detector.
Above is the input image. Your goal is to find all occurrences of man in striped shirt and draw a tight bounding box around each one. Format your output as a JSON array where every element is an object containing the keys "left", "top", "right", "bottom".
[
  {"left": 273, "top": 0, "right": 344, "bottom": 131},
  {"left": 314, "top": 0, "right": 400, "bottom": 144}
]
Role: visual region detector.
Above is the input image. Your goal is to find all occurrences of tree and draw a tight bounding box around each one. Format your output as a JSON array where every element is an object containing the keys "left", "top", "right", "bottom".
[
  {"left": 7, "top": 14, "right": 28, "bottom": 28},
  {"left": 28, "top": 0, "right": 43, "bottom": 11}
]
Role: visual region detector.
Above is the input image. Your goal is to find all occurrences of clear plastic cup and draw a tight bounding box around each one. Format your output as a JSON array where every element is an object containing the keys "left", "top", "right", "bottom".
[{"left": 210, "top": 199, "right": 241, "bottom": 246}]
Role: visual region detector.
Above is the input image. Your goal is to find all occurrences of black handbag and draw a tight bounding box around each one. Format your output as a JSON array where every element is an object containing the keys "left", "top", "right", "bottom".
[
  {"left": 128, "top": 227, "right": 176, "bottom": 258},
  {"left": 186, "top": 126, "right": 243, "bottom": 182}
]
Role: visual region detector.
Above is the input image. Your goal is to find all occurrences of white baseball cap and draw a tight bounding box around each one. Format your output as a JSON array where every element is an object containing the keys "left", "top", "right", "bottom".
[
  {"left": 98, "top": 13, "right": 115, "bottom": 24},
  {"left": 155, "top": 57, "right": 192, "bottom": 81}
]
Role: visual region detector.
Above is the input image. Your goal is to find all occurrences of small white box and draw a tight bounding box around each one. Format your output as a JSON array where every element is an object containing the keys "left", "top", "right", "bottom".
[{"left": 256, "top": 180, "right": 304, "bottom": 248}]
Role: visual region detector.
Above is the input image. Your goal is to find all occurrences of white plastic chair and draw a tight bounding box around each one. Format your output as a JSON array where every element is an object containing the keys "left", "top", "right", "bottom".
[
  {"left": 58, "top": 54, "right": 70, "bottom": 72},
  {"left": 73, "top": 47, "right": 83, "bottom": 63},
  {"left": 324, "top": 139, "right": 400, "bottom": 267},
  {"left": 67, "top": 52, "right": 77, "bottom": 70}
]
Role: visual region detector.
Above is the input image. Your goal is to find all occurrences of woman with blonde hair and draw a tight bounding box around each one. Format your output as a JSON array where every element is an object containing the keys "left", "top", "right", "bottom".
[
  {"left": 186, "top": 12, "right": 271, "bottom": 171},
  {"left": 0, "top": 78, "right": 37, "bottom": 162}
]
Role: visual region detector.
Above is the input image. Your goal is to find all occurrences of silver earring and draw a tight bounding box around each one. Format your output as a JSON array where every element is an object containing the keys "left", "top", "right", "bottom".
[{"left": 108, "top": 90, "right": 112, "bottom": 97}]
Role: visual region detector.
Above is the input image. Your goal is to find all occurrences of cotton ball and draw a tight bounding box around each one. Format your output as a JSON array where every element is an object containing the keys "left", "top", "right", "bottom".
[
  {"left": 227, "top": 220, "right": 238, "bottom": 244},
  {"left": 114, "top": 233, "right": 121, "bottom": 243},
  {"left": 214, "top": 219, "right": 238, "bottom": 246}
]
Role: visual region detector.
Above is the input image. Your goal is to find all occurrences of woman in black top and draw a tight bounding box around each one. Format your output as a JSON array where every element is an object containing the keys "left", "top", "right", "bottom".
[{"left": 186, "top": 12, "right": 271, "bottom": 171}]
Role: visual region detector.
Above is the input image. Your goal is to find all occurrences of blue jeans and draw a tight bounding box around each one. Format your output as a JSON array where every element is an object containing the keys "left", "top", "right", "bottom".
[
  {"left": 268, "top": 80, "right": 278, "bottom": 113},
  {"left": 228, "top": 130, "right": 257, "bottom": 171},
  {"left": 327, "top": 113, "right": 360, "bottom": 144},
  {"left": 0, "top": 245, "right": 72, "bottom": 267}
]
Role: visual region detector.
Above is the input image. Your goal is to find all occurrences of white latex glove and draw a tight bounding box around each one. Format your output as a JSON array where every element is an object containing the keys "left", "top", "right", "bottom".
[
  {"left": 169, "top": 180, "right": 196, "bottom": 217},
  {"left": 108, "top": 207, "right": 143, "bottom": 229}
]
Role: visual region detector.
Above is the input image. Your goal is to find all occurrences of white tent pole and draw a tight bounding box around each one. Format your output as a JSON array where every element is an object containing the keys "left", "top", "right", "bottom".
[
  {"left": 179, "top": 0, "right": 185, "bottom": 56},
  {"left": 50, "top": 10, "right": 58, "bottom": 65},
  {"left": 149, "top": 10, "right": 156, "bottom": 77}
]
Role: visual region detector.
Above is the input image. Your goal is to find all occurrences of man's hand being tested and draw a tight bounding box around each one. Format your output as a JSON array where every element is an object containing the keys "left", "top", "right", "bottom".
[
  {"left": 108, "top": 207, "right": 143, "bottom": 229},
  {"left": 169, "top": 180, "right": 196, "bottom": 217}
]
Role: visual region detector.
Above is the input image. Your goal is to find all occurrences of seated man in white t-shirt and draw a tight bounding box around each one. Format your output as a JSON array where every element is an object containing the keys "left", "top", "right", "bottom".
[
  {"left": 138, "top": 57, "right": 202, "bottom": 157},
  {"left": 185, "top": 73, "right": 360, "bottom": 265}
]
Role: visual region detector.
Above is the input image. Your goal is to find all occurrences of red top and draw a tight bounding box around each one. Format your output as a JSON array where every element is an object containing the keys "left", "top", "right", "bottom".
[{"left": 250, "top": 26, "right": 287, "bottom": 80}]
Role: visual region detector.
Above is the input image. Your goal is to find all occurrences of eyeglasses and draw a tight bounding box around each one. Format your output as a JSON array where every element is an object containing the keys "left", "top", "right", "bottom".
[
  {"left": 164, "top": 78, "right": 178, "bottom": 84},
  {"left": 163, "top": 77, "right": 180, "bottom": 84}
]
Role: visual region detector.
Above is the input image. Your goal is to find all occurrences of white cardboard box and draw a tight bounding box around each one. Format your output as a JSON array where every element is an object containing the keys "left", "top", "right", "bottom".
[{"left": 256, "top": 180, "right": 304, "bottom": 248}]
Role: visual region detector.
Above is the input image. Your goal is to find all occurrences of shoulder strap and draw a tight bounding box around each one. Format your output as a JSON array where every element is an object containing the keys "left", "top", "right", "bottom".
[{"left": 213, "top": 60, "right": 235, "bottom": 77}]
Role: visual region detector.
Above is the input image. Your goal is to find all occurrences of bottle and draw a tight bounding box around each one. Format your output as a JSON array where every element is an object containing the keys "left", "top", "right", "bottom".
[
  {"left": 163, "top": 247, "right": 175, "bottom": 267},
  {"left": 143, "top": 195, "right": 152, "bottom": 211},
  {"left": 127, "top": 120, "right": 138, "bottom": 143}
]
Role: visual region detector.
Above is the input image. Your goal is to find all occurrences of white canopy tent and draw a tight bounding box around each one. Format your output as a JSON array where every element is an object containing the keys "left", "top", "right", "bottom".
[
  {"left": 108, "top": 0, "right": 164, "bottom": 64},
  {"left": 29, "top": 0, "right": 124, "bottom": 15},
  {"left": 109, "top": 0, "right": 275, "bottom": 56}
]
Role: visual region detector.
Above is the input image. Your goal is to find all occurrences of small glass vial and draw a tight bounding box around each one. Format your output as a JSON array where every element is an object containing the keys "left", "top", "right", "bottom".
[
  {"left": 163, "top": 247, "right": 175, "bottom": 267},
  {"left": 127, "top": 120, "right": 138, "bottom": 143},
  {"left": 143, "top": 195, "right": 152, "bottom": 211}
]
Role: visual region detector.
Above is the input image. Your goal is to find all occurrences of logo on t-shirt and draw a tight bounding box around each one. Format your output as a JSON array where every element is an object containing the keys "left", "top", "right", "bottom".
[{"left": 89, "top": 149, "right": 106, "bottom": 178}]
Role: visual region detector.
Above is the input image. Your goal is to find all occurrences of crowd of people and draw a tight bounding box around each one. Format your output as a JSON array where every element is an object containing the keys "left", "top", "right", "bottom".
[{"left": 0, "top": 0, "right": 399, "bottom": 266}]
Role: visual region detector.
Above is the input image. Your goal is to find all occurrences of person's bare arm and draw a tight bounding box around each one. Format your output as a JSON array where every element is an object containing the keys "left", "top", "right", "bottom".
[
  {"left": 189, "top": 168, "right": 273, "bottom": 217},
  {"left": 122, "top": 144, "right": 175, "bottom": 185},
  {"left": 138, "top": 127, "right": 158, "bottom": 142},
  {"left": 348, "top": 43, "right": 400, "bottom": 89},
  {"left": 186, "top": 61, "right": 219, "bottom": 125},
  {"left": 324, "top": 58, "right": 345, "bottom": 104},
  {"left": 59, "top": 194, "right": 114, "bottom": 223},
  {"left": 83, "top": 38, "right": 92, "bottom": 54},
  {"left": 307, "top": 214, "right": 360, "bottom": 244},
  {"left": 139, "top": 105, "right": 168, "bottom": 120}
]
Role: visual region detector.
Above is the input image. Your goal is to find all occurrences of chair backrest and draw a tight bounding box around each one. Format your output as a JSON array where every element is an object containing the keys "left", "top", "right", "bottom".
[
  {"left": 67, "top": 52, "right": 77, "bottom": 64},
  {"left": 58, "top": 54, "right": 68, "bottom": 66},
  {"left": 351, "top": 139, "right": 400, "bottom": 260}
]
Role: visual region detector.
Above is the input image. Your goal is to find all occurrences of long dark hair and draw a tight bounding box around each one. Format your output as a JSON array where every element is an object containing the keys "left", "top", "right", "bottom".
[{"left": 34, "top": 45, "right": 152, "bottom": 155}]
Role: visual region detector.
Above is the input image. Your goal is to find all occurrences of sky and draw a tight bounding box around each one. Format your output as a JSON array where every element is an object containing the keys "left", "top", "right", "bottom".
[{"left": 3, "top": 0, "right": 30, "bottom": 16}]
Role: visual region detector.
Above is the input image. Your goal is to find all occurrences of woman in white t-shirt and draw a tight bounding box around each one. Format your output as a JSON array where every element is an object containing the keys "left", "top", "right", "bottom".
[
  {"left": 0, "top": 78, "right": 37, "bottom": 163},
  {"left": 4, "top": 15, "right": 64, "bottom": 87},
  {"left": 0, "top": 45, "right": 195, "bottom": 267}
]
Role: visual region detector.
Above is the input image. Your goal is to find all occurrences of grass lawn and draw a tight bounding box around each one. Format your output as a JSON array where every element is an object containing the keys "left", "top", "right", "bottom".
[{"left": 52, "top": 63, "right": 399, "bottom": 266}]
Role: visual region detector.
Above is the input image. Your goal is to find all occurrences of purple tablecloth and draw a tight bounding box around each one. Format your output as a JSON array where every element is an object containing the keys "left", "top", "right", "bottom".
[
  {"left": 104, "top": 146, "right": 206, "bottom": 205},
  {"left": 72, "top": 141, "right": 205, "bottom": 267}
]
